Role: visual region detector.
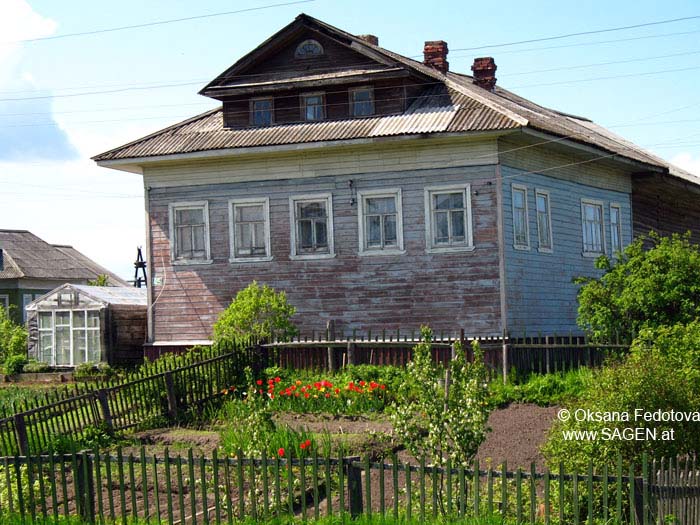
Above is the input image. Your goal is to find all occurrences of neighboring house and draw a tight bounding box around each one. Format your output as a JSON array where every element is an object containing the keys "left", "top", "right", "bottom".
[
  {"left": 93, "top": 14, "right": 700, "bottom": 350},
  {"left": 25, "top": 284, "right": 147, "bottom": 367},
  {"left": 0, "top": 230, "right": 127, "bottom": 324}
]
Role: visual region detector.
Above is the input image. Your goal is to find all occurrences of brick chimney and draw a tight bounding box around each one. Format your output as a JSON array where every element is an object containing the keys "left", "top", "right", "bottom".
[
  {"left": 471, "top": 57, "right": 497, "bottom": 91},
  {"left": 357, "top": 34, "right": 379, "bottom": 46},
  {"left": 423, "top": 40, "right": 449, "bottom": 73}
]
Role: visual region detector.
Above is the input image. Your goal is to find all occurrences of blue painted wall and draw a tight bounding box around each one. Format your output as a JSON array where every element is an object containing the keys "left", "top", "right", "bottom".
[{"left": 501, "top": 166, "right": 633, "bottom": 335}]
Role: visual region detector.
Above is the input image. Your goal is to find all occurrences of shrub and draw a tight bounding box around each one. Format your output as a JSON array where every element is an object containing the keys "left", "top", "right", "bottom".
[
  {"left": 489, "top": 368, "right": 594, "bottom": 407},
  {"left": 22, "top": 360, "right": 50, "bottom": 373},
  {"left": 3, "top": 354, "right": 27, "bottom": 376},
  {"left": 74, "top": 361, "right": 115, "bottom": 380},
  {"left": 213, "top": 281, "right": 298, "bottom": 344},
  {"left": 0, "top": 306, "right": 27, "bottom": 362},
  {"left": 576, "top": 232, "right": 700, "bottom": 342},
  {"left": 390, "top": 327, "right": 491, "bottom": 467}
]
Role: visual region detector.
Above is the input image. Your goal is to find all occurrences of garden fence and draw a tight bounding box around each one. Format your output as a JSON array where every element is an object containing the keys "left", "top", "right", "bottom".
[
  {"left": 0, "top": 447, "right": 694, "bottom": 525},
  {"left": 0, "top": 343, "right": 255, "bottom": 456},
  {"left": 262, "top": 329, "right": 629, "bottom": 380}
]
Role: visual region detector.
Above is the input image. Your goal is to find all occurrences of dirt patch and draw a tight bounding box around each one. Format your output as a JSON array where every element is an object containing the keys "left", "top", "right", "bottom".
[
  {"left": 273, "top": 412, "right": 393, "bottom": 435},
  {"left": 128, "top": 428, "right": 221, "bottom": 456},
  {"left": 476, "top": 403, "right": 559, "bottom": 470}
]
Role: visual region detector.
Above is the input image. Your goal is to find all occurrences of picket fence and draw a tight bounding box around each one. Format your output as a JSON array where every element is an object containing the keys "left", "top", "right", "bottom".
[{"left": 0, "top": 447, "right": 696, "bottom": 525}]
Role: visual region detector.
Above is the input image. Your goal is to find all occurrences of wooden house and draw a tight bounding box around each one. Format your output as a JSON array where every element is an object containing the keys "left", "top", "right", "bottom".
[
  {"left": 93, "top": 14, "right": 700, "bottom": 350},
  {"left": 0, "top": 230, "right": 127, "bottom": 324},
  {"left": 25, "top": 284, "right": 147, "bottom": 367}
]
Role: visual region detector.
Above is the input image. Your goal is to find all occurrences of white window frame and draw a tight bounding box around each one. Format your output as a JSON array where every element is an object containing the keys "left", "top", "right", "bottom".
[
  {"left": 534, "top": 188, "right": 554, "bottom": 253},
  {"left": 249, "top": 97, "right": 274, "bottom": 126},
  {"left": 301, "top": 92, "right": 326, "bottom": 121},
  {"left": 349, "top": 86, "right": 375, "bottom": 117},
  {"left": 424, "top": 183, "right": 474, "bottom": 254},
  {"left": 581, "top": 198, "right": 606, "bottom": 257},
  {"left": 37, "top": 309, "right": 102, "bottom": 367},
  {"left": 511, "top": 184, "right": 530, "bottom": 251},
  {"left": 610, "top": 203, "right": 623, "bottom": 255},
  {"left": 228, "top": 197, "right": 273, "bottom": 263},
  {"left": 357, "top": 188, "right": 405, "bottom": 256},
  {"left": 0, "top": 295, "right": 8, "bottom": 312},
  {"left": 289, "top": 193, "right": 335, "bottom": 260},
  {"left": 168, "top": 201, "right": 212, "bottom": 265}
]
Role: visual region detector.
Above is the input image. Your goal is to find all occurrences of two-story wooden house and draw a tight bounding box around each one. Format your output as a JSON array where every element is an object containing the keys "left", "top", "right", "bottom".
[{"left": 94, "top": 14, "right": 700, "bottom": 350}]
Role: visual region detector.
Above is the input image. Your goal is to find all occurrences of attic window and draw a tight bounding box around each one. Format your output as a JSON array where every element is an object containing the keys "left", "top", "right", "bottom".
[{"left": 295, "top": 39, "right": 324, "bottom": 58}]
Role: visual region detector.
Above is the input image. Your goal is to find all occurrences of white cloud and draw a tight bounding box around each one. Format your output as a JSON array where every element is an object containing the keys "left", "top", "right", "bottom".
[
  {"left": 0, "top": 0, "right": 56, "bottom": 80},
  {"left": 671, "top": 152, "right": 700, "bottom": 177}
]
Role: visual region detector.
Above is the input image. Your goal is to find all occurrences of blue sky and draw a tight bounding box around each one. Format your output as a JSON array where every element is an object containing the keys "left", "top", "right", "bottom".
[{"left": 1, "top": 0, "right": 699, "bottom": 279}]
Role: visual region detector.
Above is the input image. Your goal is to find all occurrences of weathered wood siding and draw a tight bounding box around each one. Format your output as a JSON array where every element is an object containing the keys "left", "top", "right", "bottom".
[
  {"left": 632, "top": 174, "right": 700, "bottom": 243},
  {"left": 145, "top": 138, "right": 502, "bottom": 342},
  {"left": 501, "top": 166, "right": 632, "bottom": 335},
  {"left": 106, "top": 305, "right": 147, "bottom": 366}
]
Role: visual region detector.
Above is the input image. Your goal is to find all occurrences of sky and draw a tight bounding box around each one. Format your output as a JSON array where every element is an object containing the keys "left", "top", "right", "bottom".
[{"left": 1, "top": 0, "right": 699, "bottom": 280}]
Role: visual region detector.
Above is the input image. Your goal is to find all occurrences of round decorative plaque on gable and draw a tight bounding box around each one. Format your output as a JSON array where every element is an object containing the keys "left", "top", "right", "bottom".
[{"left": 295, "top": 39, "right": 324, "bottom": 58}]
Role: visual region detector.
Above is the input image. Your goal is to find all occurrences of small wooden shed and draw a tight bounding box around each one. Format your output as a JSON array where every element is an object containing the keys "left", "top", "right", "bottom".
[{"left": 26, "top": 284, "right": 147, "bottom": 367}]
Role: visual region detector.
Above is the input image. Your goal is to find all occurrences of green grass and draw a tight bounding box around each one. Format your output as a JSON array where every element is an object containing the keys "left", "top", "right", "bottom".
[{"left": 489, "top": 368, "right": 593, "bottom": 407}]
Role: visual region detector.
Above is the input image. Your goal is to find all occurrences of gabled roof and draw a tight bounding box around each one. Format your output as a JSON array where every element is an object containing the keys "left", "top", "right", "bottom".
[
  {"left": 0, "top": 230, "right": 127, "bottom": 286},
  {"left": 93, "top": 13, "right": 696, "bottom": 184},
  {"left": 26, "top": 283, "right": 146, "bottom": 311}
]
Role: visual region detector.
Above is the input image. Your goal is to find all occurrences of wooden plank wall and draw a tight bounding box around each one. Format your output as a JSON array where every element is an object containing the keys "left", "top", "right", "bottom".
[{"left": 107, "top": 305, "right": 147, "bottom": 366}]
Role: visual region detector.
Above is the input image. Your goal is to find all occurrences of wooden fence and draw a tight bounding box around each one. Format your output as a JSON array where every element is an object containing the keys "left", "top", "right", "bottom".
[
  {"left": 262, "top": 330, "right": 629, "bottom": 381},
  {"left": 0, "top": 447, "right": 694, "bottom": 525},
  {"left": 0, "top": 343, "right": 254, "bottom": 456}
]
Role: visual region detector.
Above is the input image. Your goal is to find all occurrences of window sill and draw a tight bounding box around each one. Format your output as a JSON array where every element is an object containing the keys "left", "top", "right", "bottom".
[
  {"left": 358, "top": 249, "right": 406, "bottom": 257},
  {"left": 513, "top": 244, "right": 531, "bottom": 251},
  {"left": 538, "top": 247, "right": 554, "bottom": 254},
  {"left": 582, "top": 251, "right": 605, "bottom": 258},
  {"left": 426, "top": 245, "right": 475, "bottom": 254},
  {"left": 229, "top": 256, "right": 273, "bottom": 264},
  {"left": 172, "top": 259, "right": 214, "bottom": 266},
  {"left": 290, "top": 253, "right": 336, "bottom": 261}
]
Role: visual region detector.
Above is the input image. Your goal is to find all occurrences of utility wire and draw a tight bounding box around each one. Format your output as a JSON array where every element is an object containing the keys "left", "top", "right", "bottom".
[{"left": 6, "top": 1, "right": 315, "bottom": 44}]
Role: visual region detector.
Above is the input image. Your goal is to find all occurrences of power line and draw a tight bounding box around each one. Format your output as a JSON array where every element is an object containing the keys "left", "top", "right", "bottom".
[
  {"left": 7, "top": 1, "right": 315, "bottom": 44},
  {"left": 449, "top": 14, "right": 700, "bottom": 52}
]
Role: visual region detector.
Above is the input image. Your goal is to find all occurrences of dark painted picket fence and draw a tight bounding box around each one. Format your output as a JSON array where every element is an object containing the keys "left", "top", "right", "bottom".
[{"left": 0, "top": 447, "right": 695, "bottom": 525}]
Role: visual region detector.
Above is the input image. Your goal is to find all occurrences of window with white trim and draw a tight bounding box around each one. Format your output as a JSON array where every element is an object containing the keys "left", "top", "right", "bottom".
[
  {"left": 0, "top": 295, "right": 8, "bottom": 312},
  {"left": 424, "top": 184, "right": 473, "bottom": 252},
  {"left": 169, "top": 202, "right": 211, "bottom": 264},
  {"left": 290, "top": 194, "right": 335, "bottom": 259},
  {"left": 610, "top": 204, "right": 622, "bottom": 254},
  {"left": 349, "top": 87, "right": 374, "bottom": 117},
  {"left": 581, "top": 199, "right": 605, "bottom": 255},
  {"left": 358, "top": 189, "right": 404, "bottom": 255},
  {"left": 250, "top": 98, "right": 273, "bottom": 126},
  {"left": 512, "top": 184, "right": 530, "bottom": 249},
  {"left": 229, "top": 198, "right": 272, "bottom": 262},
  {"left": 37, "top": 310, "right": 101, "bottom": 366},
  {"left": 301, "top": 93, "right": 325, "bottom": 121},
  {"left": 535, "top": 189, "right": 553, "bottom": 251}
]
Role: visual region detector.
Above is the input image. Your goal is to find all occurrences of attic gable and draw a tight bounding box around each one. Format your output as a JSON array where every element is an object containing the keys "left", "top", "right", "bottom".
[{"left": 200, "top": 14, "right": 415, "bottom": 100}]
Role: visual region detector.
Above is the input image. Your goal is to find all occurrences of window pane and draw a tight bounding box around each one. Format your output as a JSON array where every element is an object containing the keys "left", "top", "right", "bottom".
[
  {"left": 434, "top": 194, "right": 452, "bottom": 210},
  {"left": 367, "top": 197, "right": 395, "bottom": 214},
  {"left": 87, "top": 311, "right": 100, "bottom": 328},
  {"left": 299, "top": 221, "right": 313, "bottom": 249},
  {"left": 87, "top": 331, "right": 101, "bottom": 362},
  {"left": 176, "top": 226, "right": 193, "bottom": 255},
  {"left": 450, "top": 193, "right": 465, "bottom": 210},
  {"left": 435, "top": 211, "right": 449, "bottom": 243},
  {"left": 56, "top": 311, "right": 70, "bottom": 326},
  {"left": 298, "top": 202, "right": 326, "bottom": 219},
  {"left": 236, "top": 204, "right": 264, "bottom": 222},
  {"left": 73, "top": 330, "right": 86, "bottom": 364},
  {"left": 253, "top": 223, "right": 265, "bottom": 251},
  {"left": 252, "top": 100, "right": 272, "bottom": 126},
  {"left": 236, "top": 224, "right": 253, "bottom": 254},
  {"left": 367, "top": 216, "right": 382, "bottom": 246},
  {"left": 315, "top": 221, "right": 328, "bottom": 247},
  {"left": 55, "top": 327, "right": 71, "bottom": 365},
  {"left": 176, "top": 208, "right": 203, "bottom": 226},
  {"left": 513, "top": 190, "right": 525, "bottom": 209},
  {"left": 451, "top": 211, "right": 465, "bottom": 241},
  {"left": 352, "top": 89, "right": 373, "bottom": 116},
  {"left": 192, "top": 225, "right": 206, "bottom": 252},
  {"left": 39, "top": 332, "right": 53, "bottom": 363},
  {"left": 72, "top": 311, "right": 85, "bottom": 328},
  {"left": 538, "top": 213, "right": 551, "bottom": 247},
  {"left": 384, "top": 215, "right": 397, "bottom": 245},
  {"left": 39, "top": 312, "right": 52, "bottom": 329}
]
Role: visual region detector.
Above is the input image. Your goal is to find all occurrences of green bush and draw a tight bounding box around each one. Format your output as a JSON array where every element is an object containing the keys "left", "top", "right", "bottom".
[
  {"left": 489, "top": 368, "right": 594, "bottom": 407},
  {"left": 0, "top": 306, "right": 27, "bottom": 362},
  {"left": 22, "top": 360, "right": 50, "bottom": 373},
  {"left": 3, "top": 354, "right": 27, "bottom": 375},
  {"left": 213, "top": 281, "right": 298, "bottom": 344},
  {"left": 576, "top": 232, "right": 700, "bottom": 343},
  {"left": 74, "top": 361, "right": 115, "bottom": 379}
]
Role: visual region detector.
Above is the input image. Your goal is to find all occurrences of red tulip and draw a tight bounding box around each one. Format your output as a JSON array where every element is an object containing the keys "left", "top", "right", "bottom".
[{"left": 278, "top": 448, "right": 285, "bottom": 457}]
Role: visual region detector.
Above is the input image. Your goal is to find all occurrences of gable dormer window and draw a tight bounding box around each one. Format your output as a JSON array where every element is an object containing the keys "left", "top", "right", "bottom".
[
  {"left": 295, "top": 39, "right": 324, "bottom": 59},
  {"left": 251, "top": 97, "right": 273, "bottom": 126},
  {"left": 302, "top": 93, "right": 325, "bottom": 121},
  {"left": 350, "top": 86, "right": 374, "bottom": 117}
]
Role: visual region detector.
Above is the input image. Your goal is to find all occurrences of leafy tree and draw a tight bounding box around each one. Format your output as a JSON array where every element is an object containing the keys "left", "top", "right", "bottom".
[
  {"left": 391, "top": 327, "right": 491, "bottom": 467},
  {"left": 87, "top": 274, "right": 110, "bottom": 286},
  {"left": 213, "top": 281, "right": 298, "bottom": 344},
  {"left": 576, "top": 232, "right": 700, "bottom": 342},
  {"left": 0, "top": 306, "right": 27, "bottom": 362}
]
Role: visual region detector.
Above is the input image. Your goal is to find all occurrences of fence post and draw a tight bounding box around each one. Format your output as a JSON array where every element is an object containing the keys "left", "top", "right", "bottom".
[
  {"left": 96, "top": 389, "right": 114, "bottom": 436},
  {"left": 347, "top": 459, "right": 363, "bottom": 518},
  {"left": 13, "top": 413, "right": 29, "bottom": 456},
  {"left": 163, "top": 371, "right": 179, "bottom": 422},
  {"left": 346, "top": 341, "right": 355, "bottom": 366},
  {"left": 76, "top": 451, "right": 96, "bottom": 524},
  {"left": 327, "top": 320, "right": 336, "bottom": 372},
  {"left": 502, "top": 330, "right": 509, "bottom": 384}
]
